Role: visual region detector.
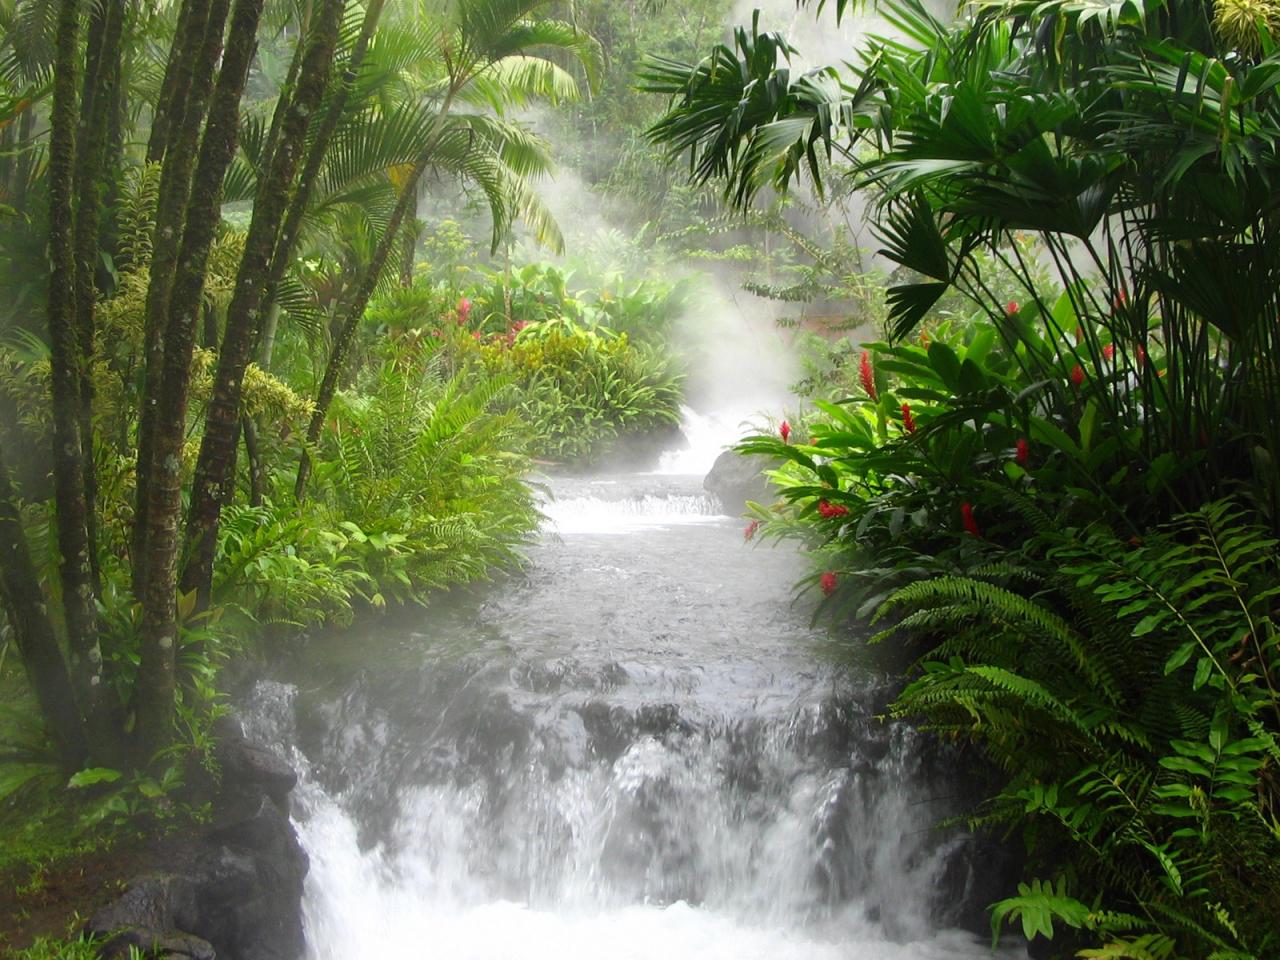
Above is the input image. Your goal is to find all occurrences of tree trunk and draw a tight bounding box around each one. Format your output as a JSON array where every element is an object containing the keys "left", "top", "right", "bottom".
[
  {"left": 181, "top": 0, "right": 348, "bottom": 605},
  {"left": 294, "top": 159, "right": 427, "bottom": 500},
  {"left": 131, "top": 0, "right": 262, "bottom": 755},
  {"left": 146, "top": 0, "right": 197, "bottom": 164},
  {"left": 47, "top": 0, "right": 112, "bottom": 748},
  {"left": 132, "top": 0, "right": 226, "bottom": 597},
  {"left": 243, "top": 415, "right": 264, "bottom": 507},
  {"left": 0, "top": 444, "right": 87, "bottom": 770},
  {"left": 73, "top": 0, "right": 127, "bottom": 600}
]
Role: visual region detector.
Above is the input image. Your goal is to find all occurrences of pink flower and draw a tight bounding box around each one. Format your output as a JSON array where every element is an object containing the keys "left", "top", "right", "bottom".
[
  {"left": 859, "top": 350, "right": 878, "bottom": 401},
  {"left": 456, "top": 297, "right": 472, "bottom": 325},
  {"left": 961, "top": 502, "right": 982, "bottom": 538},
  {"left": 1070, "top": 363, "right": 1085, "bottom": 388},
  {"left": 1103, "top": 343, "right": 1115, "bottom": 362},
  {"left": 1015, "top": 437, "right": 1030, "bottom": 466},
  {"left": 780, "top": 420, "right": 791, "bottom": 444},
  {"left": 817, "top": 500, "right": 849, "bottom": 519},
  {"left": 819, "top": 571, "right": 837, "bottom": 596},
  {"left": 901, "top": 403, "right": 917, "bottom": 434},
  {"left": 744, "top": 520, "right": 760, "bottom": 542},
  {"left": 1005, "top": 301, "right": 1019, "bottom": 316}
]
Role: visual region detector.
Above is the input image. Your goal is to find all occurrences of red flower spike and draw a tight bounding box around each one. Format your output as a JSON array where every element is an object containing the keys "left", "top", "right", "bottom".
[
  {"left": 457, "top": 297, "right": 472, "bottom": 325},
  {"left": 818, "top": 500, "right": 849, "bottom": 519},
  {"left": 1070, "top": 363, "right": 1085, "bottom": 388},
  {"left": 1136, "top": 345, "right": 1147, "bottom": 368},
  {"left": 1005, "top": 301, "right": 1019, "bottom": 317},
  {"left": 961, "top": 502, "right": 982, "bottom": 539},
  {"left": 1103, "top": 343, "right": 1115, "bottom": 362},
  {"left": 919, "top": 332, "right": 931, "bottom": 348},
  {"left": 1015, "top": 437, "right": 1030, "bottom": 466},
  {"left": 779, "top": 420, "right": 791, "bottom": 444},
  {"left": 819, "top": 571, "right": 837, "bottom": 596},
  {"left": 859, "top": 350, "right": 878, "bottom": 402},
  {"left": 744, "top": 520, "right": 760, "bottom": 542},
  {"left": 901, "top": 403, "right": 917, "bottom": 434}
]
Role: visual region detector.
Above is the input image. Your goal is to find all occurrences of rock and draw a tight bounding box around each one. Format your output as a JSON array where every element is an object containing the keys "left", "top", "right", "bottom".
[
  {"left": 703, "top": 450, "right": 775, "bottom": 515},
  {"left": 99, "top": 927, "right": 216, "bottom": 960},
  {"left": 87, "top": 874, "right": 200, "bottom": 937},
  {"left": 214, "top": 725, "right": 298, "bottom": 807},
  {"left": 88, "top": 729, "right": 308, "bottom": 960}
]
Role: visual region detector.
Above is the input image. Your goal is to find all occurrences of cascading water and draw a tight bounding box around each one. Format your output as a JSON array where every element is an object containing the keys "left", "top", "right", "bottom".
[{"left": 238, "top": 414, "right": 1025, "bottom": 960}]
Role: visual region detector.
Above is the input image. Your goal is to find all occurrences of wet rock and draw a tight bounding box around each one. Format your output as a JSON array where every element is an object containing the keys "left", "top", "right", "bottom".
[
  {"left": 87, "top": 729, "right": 307, "bottom": 960},
  {"left": 703, "top": 450, "right": 775, "bottom": 515},
  {"left": 99, "top": 927, "right": 216, "bottom": 960},
  {"left": 214, "top": 723, "right": 298, "bottom": 807}
]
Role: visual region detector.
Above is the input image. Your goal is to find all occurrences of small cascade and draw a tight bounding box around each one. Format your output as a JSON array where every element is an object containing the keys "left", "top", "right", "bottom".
[{"left": 241, "top": 468, "right": 1025, "bottom": 960}]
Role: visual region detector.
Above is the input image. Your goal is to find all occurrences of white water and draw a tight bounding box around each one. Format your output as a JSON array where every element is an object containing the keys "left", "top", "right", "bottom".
[{"left": 239, "top": 412, "right": 1025, "bottom": 960}]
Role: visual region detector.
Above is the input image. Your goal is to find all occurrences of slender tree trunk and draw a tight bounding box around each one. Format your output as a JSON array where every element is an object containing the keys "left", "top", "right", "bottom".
[
  {"left": 132, "top": 0, "right": 226, "bottom": 596},
  {"left": 181, "top": 0, "right": 348, "bottom": 604},
  {"left": 131, "top": 0, "right": 262, "bottom": 755},
  {"left": 243, "top": 415, "right": 264, "bottom": 508},
  {"left": 0, "top": 445, "right": 87, "bottom": 769},
  {"left": 146, "top": 0, "right": 197, "bottom": 164},
  {"left": 47, "top": 0, "right": 112, "bottom": 748},
  {"left": 73, "top": 0, "right": 127, "bottom": 599},
  {"left": 294, "top": 162, "right": 427, "bottom": 500}
]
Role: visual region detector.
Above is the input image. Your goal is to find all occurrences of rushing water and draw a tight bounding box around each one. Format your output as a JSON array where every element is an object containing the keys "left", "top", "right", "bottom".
[{"left": 239, "top": 442, "right": 1025, "bottom": 960}]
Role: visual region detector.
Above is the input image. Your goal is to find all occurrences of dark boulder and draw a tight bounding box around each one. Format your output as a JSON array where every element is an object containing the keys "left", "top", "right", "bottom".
[
  {"left": 87, "top": 728, "right": 308, "bottom": 960},
  {"left": 703, "top": 450, "right": 775, "bottom": 515}
]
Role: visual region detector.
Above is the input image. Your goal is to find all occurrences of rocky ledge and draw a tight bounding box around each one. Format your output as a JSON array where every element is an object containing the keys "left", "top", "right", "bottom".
[{"left": 86, "top": 721, "right": 307, "bottom": 960}]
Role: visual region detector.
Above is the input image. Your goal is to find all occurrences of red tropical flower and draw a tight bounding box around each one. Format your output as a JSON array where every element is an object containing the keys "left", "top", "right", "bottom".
[
  {"left": 901, "top": 403, "right": 917, "bottom": 434},
  {"left": 818, "top": 500, "right": 849, "bottom": 519},
  {"left": 456, "top": 297, "right": 472, "bottom": 325},
  {"left": 919, "top": 332, "right": 931, "bottom": 348},
  {"left": 1103, "top": 343, "right": 1115, "bottom": 362},
  {"left": 1070, "top": 363, "right": 1085, "bottom": 388},
  {"left": 1015, "top": 437, "right": 1030, "bottom": 466},
  {"left": 859, "top": 350, "right": 878, "bottom": 401},
  {"left": 819, "top": 571, "right": 837, "bottom": 596},
  {"left": 744, "top": 520, "right": 760, "bottom": 542},
  {"left": 1005, "top": 301, "right": 1019, "bottom": 316},
  {"left": 779, "top": 420, "right": 791, "bottom": 443},
  {"left": 1136, "top": 344, "right": 1147, "bottom": 368},
  {"left": 961, "top": 502, "right": 982, "bottom": 538}
]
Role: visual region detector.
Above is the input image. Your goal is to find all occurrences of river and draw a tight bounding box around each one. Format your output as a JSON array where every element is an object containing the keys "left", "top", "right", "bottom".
[{"left": 238, "top": 432, "right": 1025, "bottom": 960}]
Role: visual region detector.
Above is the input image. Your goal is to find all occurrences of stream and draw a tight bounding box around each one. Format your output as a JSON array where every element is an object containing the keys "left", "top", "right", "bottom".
[{"left": 239, "top": 424, "right": 1025, "bottom": 960}]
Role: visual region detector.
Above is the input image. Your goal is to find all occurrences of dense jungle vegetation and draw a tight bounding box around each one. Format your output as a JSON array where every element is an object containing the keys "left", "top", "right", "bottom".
[{"left": 2, "top": 0, "right": 1279, "bottom": 957}]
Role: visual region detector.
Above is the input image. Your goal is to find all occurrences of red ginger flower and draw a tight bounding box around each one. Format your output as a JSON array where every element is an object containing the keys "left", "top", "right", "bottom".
[
  {"left": 901, "top": 403, "right": 917, "bottom": 434},
  {"left": 819, "top": 571, "right": 838, "bottom": 596},
  {"left": 1136, "top": 344, "right": 1147, "bottom": 368},
  {"left": 817, "top": 500, "right": 849, "bottom": 519},
  {"left": 1103, "top": 343, "right": 1115, "bottom": 362},
  {"left": 1015, "top": 437, "right": 1030, "bottom": 466},
  {"left": 744, "top": 520, "right": 760, "bottom": 542},
  {"left": 1070, "top": 363, "right": 1085, "bottom": 388},
  {"left": 456, "top": 297, "right": 472, "bottom": 325},
  {"left": 859, "top": 350, "right": 878, "bottom": 401},
  {"left": 961, "top": 502, "right": 982, "bottom": 538},
  {"left": 779, "top": 420, "right": 791, "bottom": 443},
  {"left": 1005, "top": 301, "right": 1019, "bottom": 316}
]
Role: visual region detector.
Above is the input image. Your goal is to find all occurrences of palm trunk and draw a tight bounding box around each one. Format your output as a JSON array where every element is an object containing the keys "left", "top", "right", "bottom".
[
  {"left": 243, "top": 415, "right": 264, "bottom": 507},
  {"left": 47, "top": 0, "right": 112, "bottom": 747},
  {"left": 132, "top": 0, "right": 226, "bottom": 597},
  {"left": 294, "top": 170, "right": 423, "bottom": 500},
  {"left": 0, "top": 444, "right": 87, "bottom": 769},
  {"left": 146, "top": 0, "right": 197, "bottom": 164},
  {"left": 293, "top": 78, "right": 458, "bottom": 501},
  {"left": 181, "top": 0, "right": 351, "bottom": 604},
  {"left": 131, "top": 0, "right": 262, "bottom": 755},
  {"left": 73, "top": 0, "right": 127, "bottom": 599}
]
